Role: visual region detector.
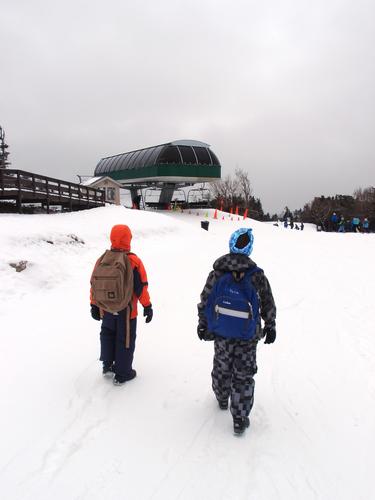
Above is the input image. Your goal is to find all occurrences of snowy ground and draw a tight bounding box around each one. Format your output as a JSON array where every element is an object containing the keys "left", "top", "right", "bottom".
[{"left": 1, "top": 205, "right": 374, "bottom": 500}]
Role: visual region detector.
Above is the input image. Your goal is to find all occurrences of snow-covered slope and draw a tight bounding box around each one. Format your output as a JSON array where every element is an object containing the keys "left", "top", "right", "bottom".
[{"left": 1, "top": 206, "right": 374, "bottom": 500}]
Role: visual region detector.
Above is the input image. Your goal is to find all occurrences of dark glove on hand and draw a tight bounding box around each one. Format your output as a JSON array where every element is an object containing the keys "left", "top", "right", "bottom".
[
  {"left": 197, "top": 323, "right": 215, "bottom": 341},
  {"left": 91, "top": 304, "right": 101, "bottom": 321},
  {"left": 263, "top": 325, "right": 276, "bottom": 344},
  {"left": 197, "top": 324, "right": 207, "bottom": 340},
  {"left": 143, "top": 305, "right": 153, "bottom": 323}
]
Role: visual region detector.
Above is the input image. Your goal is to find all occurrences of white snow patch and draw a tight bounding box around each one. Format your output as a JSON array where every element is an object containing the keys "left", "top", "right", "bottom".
[{"left": 0, "top": 205, "right": 374, "bottom": 500}]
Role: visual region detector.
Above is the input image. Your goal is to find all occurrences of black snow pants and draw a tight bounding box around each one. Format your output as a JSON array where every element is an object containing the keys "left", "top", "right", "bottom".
[
  {"left": 100, "top": 312, "right": 137, "bottom": 381},
  {"left": 212, "top": 337, "right": 258, "bottom": 419}
]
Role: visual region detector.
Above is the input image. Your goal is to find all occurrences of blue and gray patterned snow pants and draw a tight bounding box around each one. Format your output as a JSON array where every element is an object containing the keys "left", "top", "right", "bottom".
[{"left": 212, "top": 338, "right": 258, "bottom": 418}]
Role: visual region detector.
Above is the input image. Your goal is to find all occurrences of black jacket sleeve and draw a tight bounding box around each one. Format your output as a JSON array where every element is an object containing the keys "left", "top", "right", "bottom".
[
  {"left": 133, "top": 267, "right": 144, "bottom": 298},
  {"left": 252, "top": 271, "right": 277, "bottom": 328}
]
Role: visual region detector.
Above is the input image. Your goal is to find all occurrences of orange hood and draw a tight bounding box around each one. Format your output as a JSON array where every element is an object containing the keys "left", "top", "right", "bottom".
[{"left": 110, "top": 224, "right": 132, "bottom": 251}]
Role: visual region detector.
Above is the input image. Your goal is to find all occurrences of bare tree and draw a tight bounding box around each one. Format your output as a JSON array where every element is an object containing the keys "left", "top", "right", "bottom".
[
  {"left": 309, "top": 197, "right": 333, "bottom": 227},
  {"left": 210, "top": 174, "right": 239, "bottom": 207},
  {"left": 210, "top": 179, "right": 229, "bottom": 202},
  {"left": 224, "top": 175, "right": 239, "bottom": 205},
  {"left": 354, "top": 186, "right": 375, "bottom": 203},
  {"left": 235, "top": 168, "right": 253, "bottom": 206}
]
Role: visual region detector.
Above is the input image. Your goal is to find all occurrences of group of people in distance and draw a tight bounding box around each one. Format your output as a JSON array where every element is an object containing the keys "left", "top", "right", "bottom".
[
  {"left": 329, "top": 212, "right": 370, "bottom": 233},
  {"left": 282, "top": 218, "right": 304, "bottom": 230}
]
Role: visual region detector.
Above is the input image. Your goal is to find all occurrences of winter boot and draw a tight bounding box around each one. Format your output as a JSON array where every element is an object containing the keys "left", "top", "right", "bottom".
[
  {"left": 102, "top": 363, "right": 114, "bottom": 376},
  {"left": 113, "top": 369, "right": 137, "bottom": 386},
  {"left": 218, "top": 399, "right": 228, "bottom": 410},
  {"left": 233, "top": 417, "right": 250, "bottom": 435},
  {"left": 113, "top": 377, "right": 126, "bottom": 386}
]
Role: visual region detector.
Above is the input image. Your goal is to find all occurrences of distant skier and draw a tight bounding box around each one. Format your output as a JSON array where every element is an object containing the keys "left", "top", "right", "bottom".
[
  {"left": 90, "top": 225, "right": 153, "bottom": 385},
  {"left": 351, "top": 217, "right": 361, "bottom": 232},
  {"left": 338, "top": 216, "right": 346, "bottom": 233},
  {"left": 197, "top": 228, "right": 277, "bottom": 435},
  {"left": 330, "top": 212, "right": 339, "bottom": 231}
]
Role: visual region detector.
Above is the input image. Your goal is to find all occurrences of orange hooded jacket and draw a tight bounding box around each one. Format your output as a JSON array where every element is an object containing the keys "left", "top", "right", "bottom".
[{"left": 90, "top": 224, "right": 151, "bottom": 319}]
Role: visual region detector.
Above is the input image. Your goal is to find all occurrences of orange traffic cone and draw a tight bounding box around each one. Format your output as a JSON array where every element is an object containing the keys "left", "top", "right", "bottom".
[{"left": 213, "top": 209, "right": 218, "bottom": 219}]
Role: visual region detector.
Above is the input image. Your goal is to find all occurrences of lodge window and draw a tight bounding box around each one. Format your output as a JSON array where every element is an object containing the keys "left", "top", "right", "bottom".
[{"left": 106, "top": 187, "right": 115, "bottom": 201}]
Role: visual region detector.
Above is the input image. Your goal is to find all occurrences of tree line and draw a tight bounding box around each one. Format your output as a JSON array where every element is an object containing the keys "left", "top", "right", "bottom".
[
  {"left": 209, "top": 170, "right": 374, "bottom": 229},
  {"left": 209, "top": 169, "right": 270, "bottom": 221},
  {"left": 292, "top": 186, "right": 375, "bottom": 230}
]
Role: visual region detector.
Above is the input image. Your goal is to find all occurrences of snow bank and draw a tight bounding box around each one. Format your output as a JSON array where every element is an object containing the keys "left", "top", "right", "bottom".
[{"left": 0, "top": 206, "right": 374, "bottom": 500}]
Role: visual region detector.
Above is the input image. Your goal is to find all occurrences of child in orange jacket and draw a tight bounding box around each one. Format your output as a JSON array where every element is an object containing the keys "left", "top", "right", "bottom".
[{"left": 90, "top": 224, "right": 153, "bottom": 385}]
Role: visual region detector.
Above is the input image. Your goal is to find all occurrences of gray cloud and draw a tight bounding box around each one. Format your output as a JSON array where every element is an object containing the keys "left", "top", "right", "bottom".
[{"left": 1, "top": 0, "right": 375, "bottom": 213}]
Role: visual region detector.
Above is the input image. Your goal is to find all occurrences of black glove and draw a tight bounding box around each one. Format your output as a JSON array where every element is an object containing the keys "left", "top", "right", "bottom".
[
  {"left": 143, "top": 304, "right": 153, "bottom": 323},
  {"left": 197, "top": 323, "right": 215, "bottom": 341},
  {"left": 91, "top": 304, "right": 101, "bottom": 321},
  {"left": 263, "top": 325, "right": 276, "bottom": 344},
  {"left": 197, "top": 324, "right": 207, "bottom": 340}
]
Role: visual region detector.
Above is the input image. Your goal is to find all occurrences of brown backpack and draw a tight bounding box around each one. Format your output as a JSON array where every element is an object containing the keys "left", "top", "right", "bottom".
[{"left": 91, "top": 250, "right": 134, "bottom": 314}]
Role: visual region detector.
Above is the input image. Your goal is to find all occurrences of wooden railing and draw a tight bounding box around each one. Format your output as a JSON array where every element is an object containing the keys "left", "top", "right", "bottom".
[{"left": 0, "top": 169, "right": 105, "bottom": 204}]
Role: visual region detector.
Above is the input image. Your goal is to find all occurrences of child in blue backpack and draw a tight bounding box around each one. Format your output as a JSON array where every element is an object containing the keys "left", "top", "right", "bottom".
[{"left": 197, "top": 228, "right": 277, "bottom": 435}]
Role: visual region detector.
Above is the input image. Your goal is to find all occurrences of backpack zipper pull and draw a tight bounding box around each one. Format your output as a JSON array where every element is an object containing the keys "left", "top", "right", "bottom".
[
  {"left": 248, "top": 302, "right": 253, "bottom": 320},
  {"left": 215, "top": 304, "right": 219, "bottom": 319}
]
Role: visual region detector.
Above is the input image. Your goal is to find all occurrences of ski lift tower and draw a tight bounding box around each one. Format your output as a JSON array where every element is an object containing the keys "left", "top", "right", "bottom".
[
  {"left": 0, "top": 126, "right": 10, "bottom": 169},
  {"left": 93, "top": 139, "right": 221, "bottom": 208}
]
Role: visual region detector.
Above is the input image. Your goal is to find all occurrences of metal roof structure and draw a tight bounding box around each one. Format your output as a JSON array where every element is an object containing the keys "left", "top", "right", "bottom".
[{"left": 94, "top": 139, "right": 221, "bottom": 187}]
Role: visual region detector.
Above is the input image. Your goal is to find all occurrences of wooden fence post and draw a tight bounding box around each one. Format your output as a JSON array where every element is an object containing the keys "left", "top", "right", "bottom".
[
  {"left": 46, "top": 179, "right": 50, "bottom": 213},
  {"left": 16, "top": 171, "right": 22, "bottom": 213},
  {"left": 68, "top": 183, "right": 72, "bottom": 211}
]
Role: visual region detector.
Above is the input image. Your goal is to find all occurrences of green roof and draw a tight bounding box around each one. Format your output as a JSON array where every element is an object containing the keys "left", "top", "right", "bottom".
[{"left": 94, "top": 140, "right": 221, "bottom": 183}]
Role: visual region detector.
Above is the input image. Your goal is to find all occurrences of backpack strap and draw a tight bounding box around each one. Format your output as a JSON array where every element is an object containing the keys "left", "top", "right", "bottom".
[
  {"left": 232, "top": 266, "right": 262, "bottom": 282},
  {"left": 245, "top": 266, "right": 262, "bottom": 278},
  {"left": 232, "top": 271, "right": 245, "bottom": 282},
  {"left": 125, "top": 306, "right": 131, "bottom": 349}
]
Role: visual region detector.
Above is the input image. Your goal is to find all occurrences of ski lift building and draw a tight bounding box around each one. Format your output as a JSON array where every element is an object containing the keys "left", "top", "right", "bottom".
[{"left": 94, "top": 140, "right": 221, "bottom": 206}]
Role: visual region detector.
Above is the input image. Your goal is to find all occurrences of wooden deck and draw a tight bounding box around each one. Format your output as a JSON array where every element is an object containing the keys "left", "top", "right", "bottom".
[{"left": 0, "top": 169, "right": 105, "bottom": 213}]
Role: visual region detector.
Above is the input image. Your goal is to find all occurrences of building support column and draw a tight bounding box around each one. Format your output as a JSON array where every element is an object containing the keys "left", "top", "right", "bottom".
[{"left": 159, "top": 184, "right": 176, "bottom": 207}]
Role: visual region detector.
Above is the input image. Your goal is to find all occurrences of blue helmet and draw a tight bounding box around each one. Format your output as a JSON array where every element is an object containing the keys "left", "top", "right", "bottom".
[{"left": 229, "top": 228, "right": 254, "bottom": 256}]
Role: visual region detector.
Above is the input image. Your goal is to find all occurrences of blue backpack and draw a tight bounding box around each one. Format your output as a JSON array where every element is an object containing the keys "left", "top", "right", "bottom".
[{"left": 205, "top": 267, "right": 261, "bottom": 340}]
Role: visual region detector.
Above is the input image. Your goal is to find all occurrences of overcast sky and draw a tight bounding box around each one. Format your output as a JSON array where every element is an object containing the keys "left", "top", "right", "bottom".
[{"left": 1, "top": 0, "right": 375, "bottom": 214}]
